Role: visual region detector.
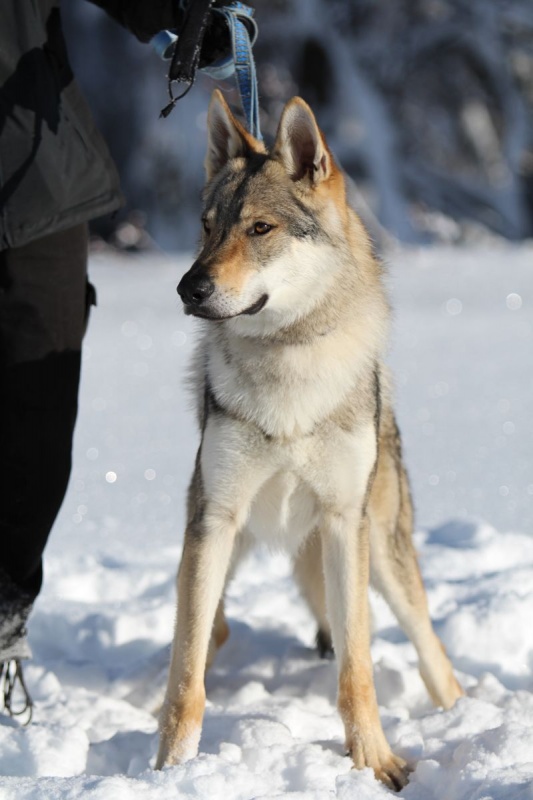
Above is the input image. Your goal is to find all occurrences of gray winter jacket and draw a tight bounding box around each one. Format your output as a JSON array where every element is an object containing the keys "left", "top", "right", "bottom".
[{"left": 0, "top": 1, "right": 179, "bottom": 250}]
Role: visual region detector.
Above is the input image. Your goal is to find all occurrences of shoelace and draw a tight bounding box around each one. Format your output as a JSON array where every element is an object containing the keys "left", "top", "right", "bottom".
[{"left": 1, "top": 660, "right": 33, "bottom": 725}]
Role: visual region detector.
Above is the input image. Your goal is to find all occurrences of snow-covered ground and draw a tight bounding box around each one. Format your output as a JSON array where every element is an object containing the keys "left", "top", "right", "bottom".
[{"left": 1, "top": 244, "right": 532, "bottom": 799}]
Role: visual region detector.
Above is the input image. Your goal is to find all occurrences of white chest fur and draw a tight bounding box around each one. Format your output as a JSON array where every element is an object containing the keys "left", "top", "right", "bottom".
[
  {"left": 206, "top": 323, "right": 376, "bottom": 439},
  {"left": 246, "top": 470, "right": 318, "bottom": 553}
]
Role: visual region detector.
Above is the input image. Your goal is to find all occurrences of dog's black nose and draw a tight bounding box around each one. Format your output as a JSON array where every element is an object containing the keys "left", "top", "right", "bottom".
[{"left": 177, "top": 272, "right": 215, "bottom": 306}]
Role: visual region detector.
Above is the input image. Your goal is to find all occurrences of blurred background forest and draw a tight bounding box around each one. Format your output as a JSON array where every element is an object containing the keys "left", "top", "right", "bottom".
[{"left": 63, "top": 0, "right": 533, "bottom": 251}]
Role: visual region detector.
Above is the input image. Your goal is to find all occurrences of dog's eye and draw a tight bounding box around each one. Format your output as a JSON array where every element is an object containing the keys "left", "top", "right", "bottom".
[
  {"left": 251, "top": 221, "right": 272, "bottom": 236},
  {"left": 202, "top": 218, "right": 210, "bottom": 235}
]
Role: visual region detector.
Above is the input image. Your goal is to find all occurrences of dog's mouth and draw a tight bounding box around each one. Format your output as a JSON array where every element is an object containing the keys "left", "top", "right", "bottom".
[
  {"left": 241, "top": 294, "right": 269, "bottom": 316},
  {"left": 184, "top": 294, "right": 268, "bottom": 321}
]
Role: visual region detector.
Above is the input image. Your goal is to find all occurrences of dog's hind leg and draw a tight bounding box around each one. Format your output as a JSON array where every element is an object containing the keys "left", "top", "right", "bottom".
[
  {"left": 206, "top": 599, "right": 230, "bottom": 671},
  {"left": 206, "top": 533, "right": 253, "bottom": 670},
  {"left": 368, "top": 447, "right": 463, "bottom": 710},
  {"left": 292, "top": 529, "right": 333, "bottom": 657}
]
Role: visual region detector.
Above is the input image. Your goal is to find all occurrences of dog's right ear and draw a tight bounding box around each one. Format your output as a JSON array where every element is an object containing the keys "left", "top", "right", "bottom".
[{"left": 205, "top": 90, "right": 265, "bottom": 181}]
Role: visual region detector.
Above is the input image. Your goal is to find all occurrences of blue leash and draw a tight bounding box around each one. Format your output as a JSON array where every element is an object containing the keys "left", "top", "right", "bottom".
[
  {"left": 152, "top": 2, "right": 262, "bottom": 140},
  {"left": 212, "top": 4, "right": 261, "bottom": 140}
]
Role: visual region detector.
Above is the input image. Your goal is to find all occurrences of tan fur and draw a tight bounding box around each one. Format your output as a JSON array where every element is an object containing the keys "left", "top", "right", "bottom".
[
  {"left": 211, "top": 601, "right": 230, "bottom": 649},
  {"left": 205, "top": 96, "right": 266, "bottom": 182},
  {"left": 292, "top": 530, "right": 330, "bottom": 639},
  {"left": 156, "top": 91, "right": 463, "bottom": 790},
  {"left": 209, "top": 239, "right": 253, "bottom": 293}
]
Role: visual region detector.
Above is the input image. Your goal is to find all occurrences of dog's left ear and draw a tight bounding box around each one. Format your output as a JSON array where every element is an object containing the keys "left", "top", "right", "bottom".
[
  {"left": 273, "top": 97, "right": 332, "bottom": 186},
  {"left": 205, "top": 89, "right": 265, "bottom": 181}
]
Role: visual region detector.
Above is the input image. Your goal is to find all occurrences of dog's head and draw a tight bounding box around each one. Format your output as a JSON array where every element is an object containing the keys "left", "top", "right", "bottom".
[{"left": 177, "top": 90, "right": 349, "bottom": 332}]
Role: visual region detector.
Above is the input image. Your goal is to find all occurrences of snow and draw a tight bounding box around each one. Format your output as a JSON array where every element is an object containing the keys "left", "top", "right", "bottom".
[{"left": 1, "top": 243, "right": 532, "bottom": 798}]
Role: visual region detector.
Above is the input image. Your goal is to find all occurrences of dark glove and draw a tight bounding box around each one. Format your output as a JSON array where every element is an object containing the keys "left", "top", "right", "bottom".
[
  {"left": 167, "top": 2, "right": 257, "bottom": 84},
  {"left": 88, "top": 0, "right": 184, "bottom": 44}
]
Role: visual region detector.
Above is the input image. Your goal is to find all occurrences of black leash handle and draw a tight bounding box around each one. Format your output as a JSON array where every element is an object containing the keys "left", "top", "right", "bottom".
[{"left": 161, "top": 0, "right": 214, "bottom": 118}]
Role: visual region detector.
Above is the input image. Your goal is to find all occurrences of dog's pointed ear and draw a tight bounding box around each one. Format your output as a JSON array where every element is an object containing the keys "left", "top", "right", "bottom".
[
  {"left": 273, "top": 97, "right": 332, "bottom": 186},
  {"left": 205, "top": 89, "right": 265, "bottom": 181}
]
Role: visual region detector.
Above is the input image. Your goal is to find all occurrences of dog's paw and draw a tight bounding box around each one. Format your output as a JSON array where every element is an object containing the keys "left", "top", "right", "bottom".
[
  {"left": 438, "top": 673, "right": 465, "bottom": 710},
  {"left": 371, "top": 753, "right": 410, "bottom": 792},
  {"left": 347, "top": 735, "right": 410, "bottom": 792},
  {"left": 316, "top": 627, "right": 334, "bottom": 659},
  {"left": 155, "top": 691, "right": 205, "bottom": 770},
  {"left": 419, "top": 644, "right": 465, "bottom": 711},
  {"left": 155, "top": 722, "right": 201, "bottom": 769}
]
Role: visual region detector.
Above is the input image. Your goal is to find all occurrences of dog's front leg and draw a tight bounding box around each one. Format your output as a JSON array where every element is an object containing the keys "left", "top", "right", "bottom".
[
  {"left": 320, "top": 510, "right": 409, "bottom": 791},
  {"left": 156, "top": 414, "right": 273, "bottom": 770},
  {"left": 155, "top": 509, "right": 237, "bottom": 769}
]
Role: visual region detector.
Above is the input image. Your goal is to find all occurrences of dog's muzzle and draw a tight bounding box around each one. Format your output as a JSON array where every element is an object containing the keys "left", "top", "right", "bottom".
[
  {"left": 177, "top": 262, "right": 268, "bottom": 320},
  {"left": 177, "top": 268, "right": 215, "bottom": 309}
]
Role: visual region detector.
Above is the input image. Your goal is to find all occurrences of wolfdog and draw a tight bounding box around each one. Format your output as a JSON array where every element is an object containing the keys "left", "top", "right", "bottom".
[{"left": 156, "top": 90, "right": 463, "bottom": 789}]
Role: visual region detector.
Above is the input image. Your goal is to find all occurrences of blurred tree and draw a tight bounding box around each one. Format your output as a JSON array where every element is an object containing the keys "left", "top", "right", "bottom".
[{"left": 62, "top": 0, "right": 533, "bottom": 248}]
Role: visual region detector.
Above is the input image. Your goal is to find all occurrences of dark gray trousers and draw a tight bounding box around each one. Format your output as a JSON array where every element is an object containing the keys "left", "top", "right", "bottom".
[{"left": 0, "top": 223, "right": 90, "bottom": 660}]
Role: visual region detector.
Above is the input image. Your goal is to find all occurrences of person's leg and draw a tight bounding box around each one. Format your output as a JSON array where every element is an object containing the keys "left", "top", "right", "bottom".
[{"left": 0, "top": 224, "right": 90, "bottom": 662}]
